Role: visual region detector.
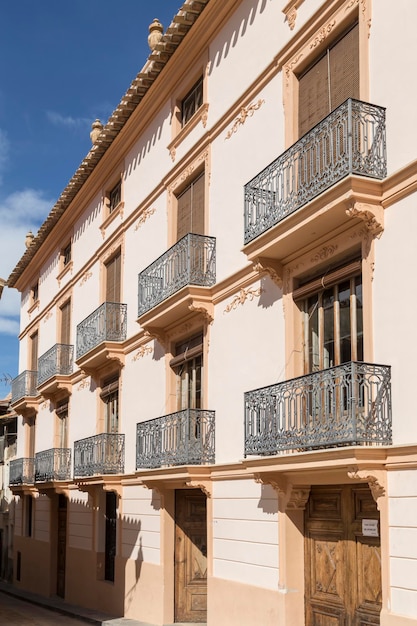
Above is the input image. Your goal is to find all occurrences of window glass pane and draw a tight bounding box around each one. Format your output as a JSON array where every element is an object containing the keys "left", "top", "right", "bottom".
[
  {"left": 356, "top": 276, "right": 363, "bottom": 361},
  {"left": 339, "top": 280, "right": 351, "bottom": 364},
  {"left": 307, "top": 296, "right": 319, "bottom": 372},
  {"left": 323, "top": 288, "right": 335, "bottom": 369}
]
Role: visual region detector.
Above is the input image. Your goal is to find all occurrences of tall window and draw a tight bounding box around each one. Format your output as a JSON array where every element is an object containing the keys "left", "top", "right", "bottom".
[
  {"left": 297, "top": 22, "right": 359, "bottom": 137},
  {"left": 176, "top": 172, "right": 205, "bottom": 241},
  {"left": 30, "top": 331, "right": 38, "bottom": 372},
  {"left": 61, "top": 242, "right": 72, "bottom": 267},
  {"left": 295, "top": 260, "right": 363, "bottom": 373},
  {"left": 170, "top": 334, "right": 203, "bottom": 411},
  {"left": 108, "top": 180, "right": 121, "bottom": 214},
  {"left": 100, "top": 375, "right": 119, "bottom": 433},
  {"left": 56, "top": 399, "right": 69, "bottom": 449},
  {"left": 105, "top": 252, "right": 121, "bottom": 303},
  {"left": 60, "top": 300, "right": 71, "bottom": 345},
  {"left": 181, "top": 77, "right": 203, "bottom": 127}
]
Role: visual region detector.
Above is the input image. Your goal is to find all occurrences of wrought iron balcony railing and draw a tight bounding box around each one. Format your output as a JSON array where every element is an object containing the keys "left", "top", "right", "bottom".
[
  {"left": 73, "top": 433, "right": 125, "bottom": 477},
  {"left": 76, "top": 302, "right": 127, "bottom": 359},
  {"left": 138, "top": 233, "right": 216, "bottom": 317},
  {"left": 244, "top": 99, "right": 387, "bottom": 244},
  {"left": 136, "top": 408, "right": 215, "bottom": 469},
  {"left": 244, "top": 361, "right": 392, "bottom": 456},
  {"left": 11, "top": 370, "right": 38, "bottom": 404},
  {"left": 9, "top": 457, "right": 35, "bottom": 485},
  {"left": 35, "top": 448, "right": 71, "bottom": 482},
  {"left": 37, "top": 344, "right": 74, "bottom": 386}
]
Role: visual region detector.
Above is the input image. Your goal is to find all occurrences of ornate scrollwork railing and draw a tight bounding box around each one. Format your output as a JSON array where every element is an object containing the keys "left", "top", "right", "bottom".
[
  {"left": 138, "top": 233, "right": 216, "bottom": 316},
  {"left": 136, "top": 409, "right": 215, "bottom": 469},
  {"left": 11, "top": 370, "right": 38, "bottom": 403},
  {"left": 76, "top": 302, "right": 127, "bottom": 359},
  {"left": 37, "top": 344, "right": 74, "bottom": 386},
  {"left": 9, "top": 457, "right": 35, "bottom": 485},
  {"left": 35, "top": 448, "right": 71, "bottom": 482},
  {"left": 244, "top": 361, "right": 392, "bottom": 456},
  {"left": 73, "top": 433, "right": 125, "bottom": 477},
  {"left": 244, "top": 99, "right": 387, "bottom": 243}
]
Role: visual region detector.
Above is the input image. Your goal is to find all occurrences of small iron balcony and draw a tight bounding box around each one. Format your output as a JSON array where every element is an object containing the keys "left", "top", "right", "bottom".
[
  {"left": 73, "top": 433, "right": 125, "bottom": 478},
  {"left": 35, "top": 448, "right": 71, "bottom": 482},
  {"left": 76, "top": 302, "right": 127, "bottom": 360},
  {"left": 11, "top": 370, "right": 38, "bottom": 404},
  {"left": 138, "top": 233, "right": 216, "bottom": 317},
  {"left": 136, "top": 408, "right": 215, "bottom": 469},
  {"left": 37, "top": 344, "right": 74, "bottom": 386},
  {"left": 9, "top": 457, "right": 35, "bottom": 486},
  {"left": 244, "top": 361, "right": 392, "bottom": 456},
  {"left": 244, "top": 99, "right": 387, "bottom": 244}
]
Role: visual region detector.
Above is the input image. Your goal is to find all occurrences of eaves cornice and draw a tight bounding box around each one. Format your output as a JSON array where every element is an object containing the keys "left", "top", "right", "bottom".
[{"left": 7, "top": 0, "right": 211, "bottom": 290}]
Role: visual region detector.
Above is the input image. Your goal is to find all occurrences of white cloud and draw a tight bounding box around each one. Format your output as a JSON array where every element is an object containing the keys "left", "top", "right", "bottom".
[
  {"left": 0, "top": 315, "right": 20, "bottom": 336},
  {"left": 0, "top": 189, "right": 52, "bottom": 230},
  {"left": 46, "top": 110, "right": 91, "bottom": 129}
]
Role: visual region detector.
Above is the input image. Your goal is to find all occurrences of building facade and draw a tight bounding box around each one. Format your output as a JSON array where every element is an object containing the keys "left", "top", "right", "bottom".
[{"left": 6, "top": 0, "right": 417, "bottom": 624}]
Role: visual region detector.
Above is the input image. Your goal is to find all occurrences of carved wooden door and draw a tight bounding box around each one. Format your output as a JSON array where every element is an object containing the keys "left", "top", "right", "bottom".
[
  {"left": 305, "top": 484, "right": 382, "bottom": 625},
  {"left": 57, "top": 495, "right": 67, "bottom": 598},
  {"left": 175, "top": 489, "right": 207, "bottom": 623}
]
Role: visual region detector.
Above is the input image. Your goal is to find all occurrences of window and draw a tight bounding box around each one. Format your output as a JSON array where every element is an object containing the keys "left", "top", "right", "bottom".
[
  {"left": 297, "top": 22, "right": 359, "bottom": 137},
  {"left": 56, "top": 399, "right": 69, "bottom": 449},
  {"left": 295, "top": 260, "right": 363, "bottom": 373},
  {"left": 30, "top": 331, "right": 38, "bottom": 372},
  {"left": 31, "top": 282, "right": 39, "bottom": 305},
  {"left": 170, "top": 334, "right": 203, "bottom": 411},
  {"left": 181, "top": 76, "right": 203, "bottom": 127},
  {"left": 105, "top": 251, "right": 121, "bottom": 303},
  {"left": 108, "top": 180, "right": 122, "bottom": 214},
  {"left": 100, "top": 375, "right": 119, "bottom": 433},
  {"left": 60, "top": 300, "right": 71, "bottom": 345},
  {"left": 61, "top": 241, "right": 72, "bottom": 267},
  {"left": 176, "top": 172, "right": 205, "bottom": 241}
]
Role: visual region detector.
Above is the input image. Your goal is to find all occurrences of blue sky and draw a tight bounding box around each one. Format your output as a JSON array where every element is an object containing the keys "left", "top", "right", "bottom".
[{"left": 0, "top": 0, "right": 182, "bottom": 397}]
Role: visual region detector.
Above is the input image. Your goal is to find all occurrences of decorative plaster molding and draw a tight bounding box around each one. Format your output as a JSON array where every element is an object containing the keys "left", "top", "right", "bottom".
[
  {"left": 79, "top": 271, "right": 92, "bottom": 287},
  {"left": 144, "top": 328, "right": 168, "bottom": 349},
  {"left": 102, "top": 237, "right": 123, "bottom": 263},
  {"left": 310, "top": 20, "right": 337, "bottom": 49},
  {"left": 132, "top": 345, "right": 153, "bottom": 361},
  {"left": 346, "top": 203, "right": 384, "bottom": 237},
  {"left": 43, "top": 310, "right": 53, "bottom": 323},
  {"left": 77, "top": 377, "right": 90, "bottom": 390},
  {"left": 347, "top": 467, "right": 386, "bottom": 509},
  {"left": 186, "top": 481, "right": 212, "bottom": 498},
  {"left": 310, "top": 244, "right": 338, "bottom": 264},
  {"left": 285, "top": 54, "right": 303, "bottom": 86},
  {"left": 253, "top": 257, "right": 284, "bottom": 288},
  {"left": 287, "top": 486, "right": 311, "bottom": 510},
  {"left": 282, "top": 0, "right": 304, "bottom": 30},
  {"left": 134, "top": 207, "right": 156, "bottom": 231},
  {"left": 39, "top": 400, "right": 50, "bottom": 411},
  {"left": 188, "top": 302, "right": 214, "bottom": 324},
  {"left": 225, "top": 99, "right": 265, "bottom": 140},
  {"left": 223, "top": 287, "right": 263, "bottom": 313},
  {"left": 254, "top": 474, "right": 287, "bottom": 497},
  {"left": 255, "top": 475, "right": 310, "bottom": 510}
]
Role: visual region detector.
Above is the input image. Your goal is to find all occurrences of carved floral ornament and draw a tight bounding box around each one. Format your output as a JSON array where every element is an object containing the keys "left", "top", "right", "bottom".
[
  {"left": 225, "top": 99, "right": 265, "bottom": 140},
  {"left": 282, "top": 0, "right": 304, "bottom": 30},
  {"left": 79, "top": 270, "right": 92, "bottom": 287},
  {"left": 134, "top": 206, "right": 156, "bottom": 231},
  {"left": 347, "top": 467, "right": 386, "bottom": 509},
  {"left": 346, "top": 202, "right": 384, "bottom": 237},
  {"left": 132, "top": 345, "right": 153, "bottom": 361},
  {"left": 223, "top": 287, "right": 263, "bottom": 313}
]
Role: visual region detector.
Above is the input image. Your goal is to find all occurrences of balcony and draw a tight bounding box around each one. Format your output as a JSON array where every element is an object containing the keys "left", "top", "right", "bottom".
[
  {"left": 137, "top": 234, "right": 216, "bottom": 330},
  {"left": 244, "top": 361, "right": 391, "bottom": 456},
  {"left": 73, "top": 433, "right": 125, "bottom": 478},
  {"left": 9, "top": 457, "right": 35, "bottom": 486},
  {"left": 136, "top": 409, "right": 215, "bottom": 469},
  {"left": 243, "top": 99, "right": 386, "bottom": 258},
  {"left": 11, "top": 371, "right": 38, "bottom": 415},
  {"left": 37, "top": 344, "right": 74, "bottom": 396},
  {"left": 76, "top": 302, "right": 127, "bottom": 372},
  {"left": 35, "top": 448, "right": 71, "bottom": 482}
]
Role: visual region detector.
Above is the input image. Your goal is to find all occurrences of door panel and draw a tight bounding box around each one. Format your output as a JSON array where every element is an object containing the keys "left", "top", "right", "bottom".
[
  {"left": 305, "top": 485, "right": 381, "bottom": 626},
  {"left": 175, "top": 489, "right": 207, "bottom": 623}
]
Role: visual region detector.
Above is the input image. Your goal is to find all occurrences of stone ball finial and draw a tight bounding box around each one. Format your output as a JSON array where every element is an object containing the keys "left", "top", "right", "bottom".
[
  {"left": 148, "top": 18, "right": 163, "bottom": 51},
  {"left": 25, "top": 231, "right": 34, "bottom": 248},
  {"left": 90, "top": 119, "right": 103, "bottom": 144}
]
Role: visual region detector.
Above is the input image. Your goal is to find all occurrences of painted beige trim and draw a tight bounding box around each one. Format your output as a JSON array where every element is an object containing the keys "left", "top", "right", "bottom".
[{"left": 282, "top": 0, "right": 305, "bottom": 31}]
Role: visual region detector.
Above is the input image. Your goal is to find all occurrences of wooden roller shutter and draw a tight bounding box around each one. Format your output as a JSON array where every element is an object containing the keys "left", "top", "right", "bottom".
[
  {"left": 176, "top": 172, "right": 205, "bottom": 240},
  {"left": 30, "top": 332, "right": 38, "bottom": 371},
  {"left": 106, "top": 251, "right": 121, "bottom": 303},
  {"left": 298, "top": 22, "right": 359, "bottom": 137},
  {"left": 60, "top": 300, "right": 71, "bottom": 345}
]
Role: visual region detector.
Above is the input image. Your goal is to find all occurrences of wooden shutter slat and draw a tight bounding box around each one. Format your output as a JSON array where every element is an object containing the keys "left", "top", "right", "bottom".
[
  {"left": 176, "top": 172, "right": 205, "bottom": 240},
  {"left": 106, "top": 252, "right": 121, "bottom": 302},
  {"left": 60, "top": 301, "right": 71, "bottom": 345}
]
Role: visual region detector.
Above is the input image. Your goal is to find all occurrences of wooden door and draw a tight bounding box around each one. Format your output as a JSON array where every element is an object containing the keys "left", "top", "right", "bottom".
[
  {"left": 305, "top": 484, "right": 382, "bottom": 625},
  {"left": 57, "top": 495, "right": 67, "bottom": 598},
  {"left": 175, "top": 489, "right": 207, "bottom": 623}
]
